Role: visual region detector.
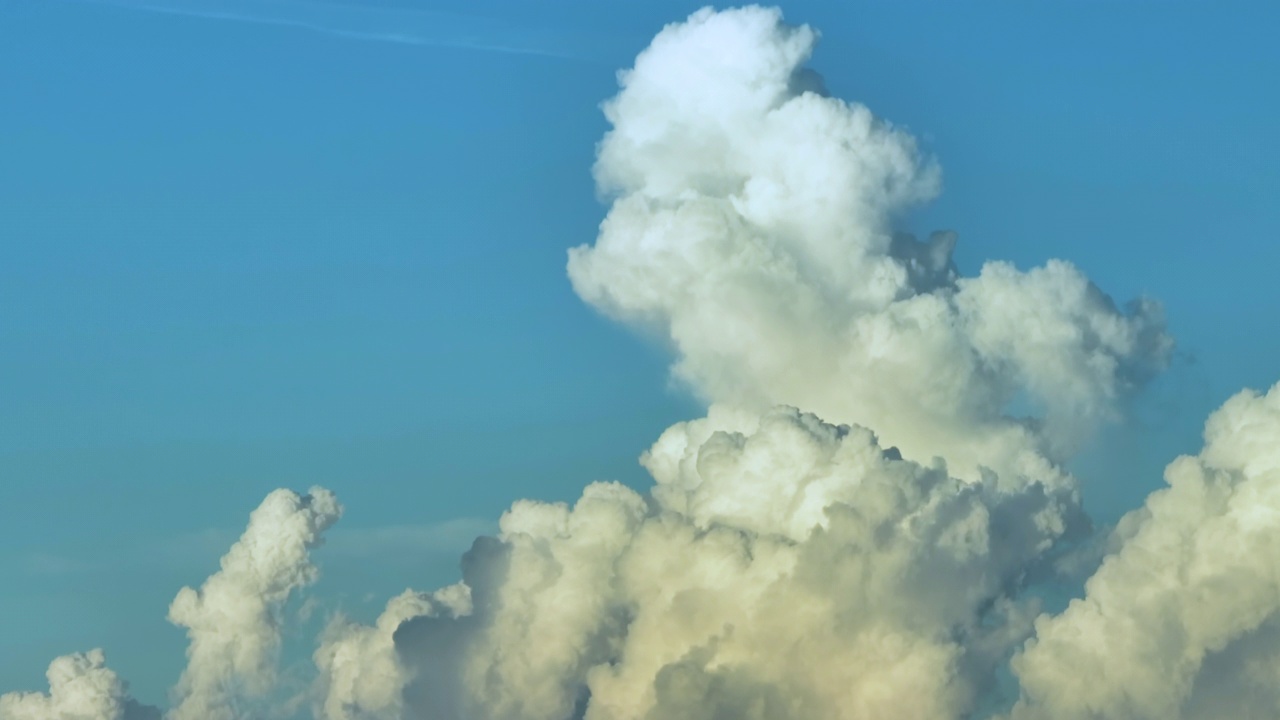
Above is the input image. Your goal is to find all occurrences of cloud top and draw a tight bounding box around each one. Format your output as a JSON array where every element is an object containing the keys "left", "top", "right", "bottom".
[
  {"left": 569, "top": 6, "right": 1170, "bottom": 485},
  {"left": 167, "top": 487, "right": 341, "bottom": 720},
  {"left": 0, "top": 651, "right": 157, "bottom": 720}
]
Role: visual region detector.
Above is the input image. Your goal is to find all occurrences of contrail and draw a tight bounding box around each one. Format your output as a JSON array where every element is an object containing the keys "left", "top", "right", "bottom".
[{"left": 55, "top": 0, "right": 583, "bottom": 60}]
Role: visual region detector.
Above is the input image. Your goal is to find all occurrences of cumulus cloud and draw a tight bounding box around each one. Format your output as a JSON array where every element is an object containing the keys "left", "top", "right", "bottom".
[
  {"left": 0, "top": 487, "right": 343, "bottom": 720},
  {"left": 167, "top": 487, "right": 342, "bottom": 720},
  {"left": 4, "top": 5, "right": 1276, "bottom": 720},
  {"left": 1, "top": 486, "right": 344, "bottom": 720},
  {"left": 313, "top": 584, "right": 470, "bottom": 720},
  {"left": 0, "top": 650, "right": 158, "bottom": 720},
  {"left": 393, "top": 406, "right": 1069, "bottom": 720},
  {"left": 365, "top": 10, "right": 1171, "bottom": 714},
  {"left": 1008, "top": 382, "right": 1280, "bottom": 720},
  {"left": 568, "top": 6, "right": 1170, "bottom": 483}
]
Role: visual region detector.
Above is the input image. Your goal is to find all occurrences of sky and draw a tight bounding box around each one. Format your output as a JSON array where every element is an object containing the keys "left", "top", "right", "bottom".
[{"left": 1, "top": 1, "right": 1279, "bottom": 718}]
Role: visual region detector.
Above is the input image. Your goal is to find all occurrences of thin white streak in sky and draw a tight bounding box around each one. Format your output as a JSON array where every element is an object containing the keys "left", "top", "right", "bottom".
[{"left": 55, "top": 0, "right": 582, "bottom": 60}]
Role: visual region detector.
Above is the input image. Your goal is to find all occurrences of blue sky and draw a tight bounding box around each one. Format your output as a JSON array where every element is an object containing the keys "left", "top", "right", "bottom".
[{"left": 2, "top": 0, "right": 1278, "bottom": 710}]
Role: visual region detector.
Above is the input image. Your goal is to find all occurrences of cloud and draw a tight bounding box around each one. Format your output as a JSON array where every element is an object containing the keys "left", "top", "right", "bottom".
[
  {"left": 1008, "top": 382, "right": 1280, "bottom": 720},
  {"left": 394, "top": 410, "right": 1062, "bottom": 719},
  {"left": 167, "top": 487, "right": 342, "bottom": 720},
  {"left": 3, "top": 5, "right": 1276, "bottom": 720},
  {"left": 0, "top": 651, "right": 158, "bottom": 720},
  {"left": 58, "top": 0, "right": 580, "bottom": 60},
  {"left": 324, "top": 518, "right": 499, "bottom": 561},
  {"left": 567, "top": 6, "right": 1170, "bottom": 485},
  {"left": 313, "top": 584, "right": 471, "bottom": 720},
  {"left": 376, "top": 11, "right": 1168, "bottom": 714},
  {"left": 16, "top": 552, "right": 89, "bottom": 578},
  {"left": 1, "top": 487, "right": 341, "bottom": 720}
]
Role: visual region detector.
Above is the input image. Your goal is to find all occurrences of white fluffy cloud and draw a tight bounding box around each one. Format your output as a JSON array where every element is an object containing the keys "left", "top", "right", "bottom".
[
  {"left": 167, "top": 487, "right": 342, "bottom": 720},
  {"left": 1009, "top": 383, "right": 1280, "bottom": 720},
  {"left": 392, "top": 405, "right": 1070, "bottom": 720},
  {"left": 0, "top": 488, "right": 342, "bottom": 720},
  {"left": 4, "top": 6, "right": 1276, "bottom": 720},
  {"left": 0, "top": 650, "right": 157, "bottom": 720},
  {"left": 568, "top": 6, "right": 1170, "bottom": 485}
]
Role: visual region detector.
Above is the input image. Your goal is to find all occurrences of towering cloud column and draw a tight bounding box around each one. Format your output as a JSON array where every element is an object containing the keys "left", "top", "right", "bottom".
[
  {"left": 390, "top": 8, "right": 1173, "bottom": 720},
  {"left": 568, "top": 6, "right": 1170, "bottom": 485},
  {"left": 0, "top": 487, "right": 341, "bottom": 720},
  {"left": 167, "top": 487, "right": 342, "bottom": 720}
]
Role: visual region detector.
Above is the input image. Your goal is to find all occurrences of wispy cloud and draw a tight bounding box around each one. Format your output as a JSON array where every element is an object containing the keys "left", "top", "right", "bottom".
[
  {"left": 325, "top": 517, "right": 497, "bottom": 559},
  {"left": 7, "top": 517, "right": 494, "bottom": 579},
  {"left": 18, "top": 551, "right": 90, "bottom": 577},
  {"left": 58, "top": 0, "right": 581, "bottom": 60},
  {"left": 157, "top": 517, "right": 500, "bottom": 567}
]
